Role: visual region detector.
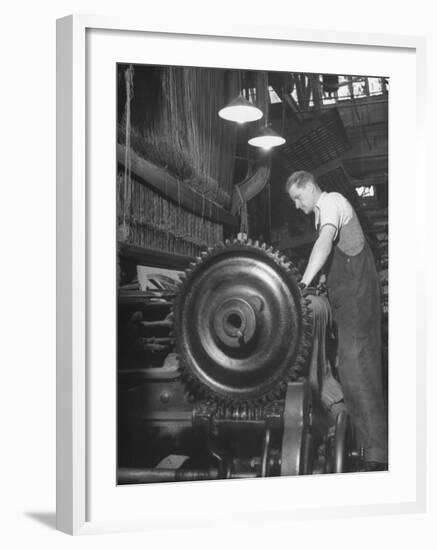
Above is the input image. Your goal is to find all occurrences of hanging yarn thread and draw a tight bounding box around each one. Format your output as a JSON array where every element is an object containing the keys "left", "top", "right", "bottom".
[
  {"left": 121, "top": 65, "right": 135, "bottom": 241},
  {"left": 117, "top": 65, "right": 243, "bottom": 254}
]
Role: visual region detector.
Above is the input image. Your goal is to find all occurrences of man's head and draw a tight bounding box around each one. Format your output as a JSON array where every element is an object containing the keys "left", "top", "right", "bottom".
[{"left": 285, "top": 171, "right": 321, "bottom": 215}]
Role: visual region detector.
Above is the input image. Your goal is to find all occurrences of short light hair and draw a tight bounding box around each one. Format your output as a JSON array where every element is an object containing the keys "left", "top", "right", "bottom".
[{"left": 285, "top": 170, "right": 317, "bottom": 193}]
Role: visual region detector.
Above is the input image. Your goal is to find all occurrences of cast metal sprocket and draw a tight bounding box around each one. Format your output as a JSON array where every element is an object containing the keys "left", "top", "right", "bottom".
[{"left": 173, "top": 238, "right": 313, "bottom": 406}]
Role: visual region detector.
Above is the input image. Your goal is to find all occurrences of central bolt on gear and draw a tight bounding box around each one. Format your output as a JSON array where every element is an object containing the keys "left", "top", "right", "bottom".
[{"left": 173, "top": 238, "right": 313, "bottom": 406}]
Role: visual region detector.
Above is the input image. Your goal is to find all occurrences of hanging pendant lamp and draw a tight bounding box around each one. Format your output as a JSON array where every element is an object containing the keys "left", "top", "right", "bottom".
[
  {"left": 248, "top": 124, "right": 286, "bottom": 150},
  {"left": 218, "top": 95, "right": 263, "bottom": 123}
]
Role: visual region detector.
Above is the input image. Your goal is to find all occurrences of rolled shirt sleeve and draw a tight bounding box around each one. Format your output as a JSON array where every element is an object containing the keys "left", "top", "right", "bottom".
[{"left": 315, "top": 192, "right": 353, "bottom": 241}]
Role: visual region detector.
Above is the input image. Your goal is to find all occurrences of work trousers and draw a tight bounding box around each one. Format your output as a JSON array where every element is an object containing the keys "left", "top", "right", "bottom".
[
  {"left": 327, "top": 242, "right": 388, "bottom": 463},
  {"left": 306, "top": 295, "right": 344, "bottom": 419}
]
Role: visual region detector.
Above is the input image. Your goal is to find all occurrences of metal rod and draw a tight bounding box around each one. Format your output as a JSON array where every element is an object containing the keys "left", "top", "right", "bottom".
[
  {"left": 117, "top": 467, "right": 258, "bottom": 484},
  {"left": 260, "top": 428, "right": 272, "bottom": 477},
  {"left": 117, "top": 467, "right": 218, "bottom": 484}
]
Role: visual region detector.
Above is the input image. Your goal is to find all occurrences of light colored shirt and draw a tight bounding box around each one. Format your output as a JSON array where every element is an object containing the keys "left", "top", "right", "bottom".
[{"left": 315, "top": 192, "right": 365, "bottom": 256}]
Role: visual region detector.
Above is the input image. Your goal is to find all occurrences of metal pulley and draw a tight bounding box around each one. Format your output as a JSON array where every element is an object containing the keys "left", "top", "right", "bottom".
[
  {"left": 332, "top": 411, "right": 359, "bottom": 473},
  {"left": 173, "top": 239, "right": 312, "bottom": 405},
  {"left": 280, "top": 381, "right": 313, "bottom": 476}
]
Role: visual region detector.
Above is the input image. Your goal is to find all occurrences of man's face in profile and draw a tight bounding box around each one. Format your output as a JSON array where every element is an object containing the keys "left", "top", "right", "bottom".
[{"left": 288, "top": 182, "right": 317, "bottom": 215}]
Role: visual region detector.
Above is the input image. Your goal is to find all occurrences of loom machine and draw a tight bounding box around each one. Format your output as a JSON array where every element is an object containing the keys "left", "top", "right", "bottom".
[{"left": 117, "top": 237, "right": 361, "bottom": 484}]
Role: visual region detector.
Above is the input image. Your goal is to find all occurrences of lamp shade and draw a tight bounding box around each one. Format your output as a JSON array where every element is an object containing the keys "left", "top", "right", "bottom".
[
  {"left": 248, "top": 125, "right": 286, "bottom": 149},
  {"left": 218, "top": 95, "right": 263, "bottom": 123}
]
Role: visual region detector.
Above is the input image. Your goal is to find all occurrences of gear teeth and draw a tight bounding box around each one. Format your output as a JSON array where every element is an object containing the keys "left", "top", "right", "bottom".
[
  {"left": 174, "top": 237, "right": 313, "bottom": 406},
  {"left": 302, "top": 340, "right": 312, "bottom": 352},
  {"left": 304, "top": 317, "right": 313, "bottom": 329},
  {"left": 288, "top": 368, "right": 300, "bottom": 381},
  {"left": 266, "top": 390, "right": 275, "bottom": 402}
]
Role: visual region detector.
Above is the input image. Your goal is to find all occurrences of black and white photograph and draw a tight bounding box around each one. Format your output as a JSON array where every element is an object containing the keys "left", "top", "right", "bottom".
[
  {"left": 0, "top": 0, "right": 433, "bottom": 543},
  {"left": 116, "top": 64, "right": 389, "bottom": 484}
]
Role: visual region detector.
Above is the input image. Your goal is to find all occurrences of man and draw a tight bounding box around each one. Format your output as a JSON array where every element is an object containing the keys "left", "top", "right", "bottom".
[{"left": 286, "top": 170, "right": 388, "bottom": 471}]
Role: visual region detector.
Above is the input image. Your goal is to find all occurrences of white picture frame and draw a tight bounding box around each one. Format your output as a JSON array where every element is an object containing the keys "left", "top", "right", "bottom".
[{"left": 56, "top": 14, "right": 427, "bottom": 535}]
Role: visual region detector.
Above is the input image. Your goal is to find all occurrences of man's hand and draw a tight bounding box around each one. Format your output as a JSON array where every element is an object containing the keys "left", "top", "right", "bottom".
[{"left": 297, "top": 281, "right": 309, "bottom": 296}]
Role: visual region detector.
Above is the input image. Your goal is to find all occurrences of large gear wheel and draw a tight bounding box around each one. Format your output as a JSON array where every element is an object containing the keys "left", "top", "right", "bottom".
[{"left": 173, "top": 238, "right": 313, "bottom": 406}]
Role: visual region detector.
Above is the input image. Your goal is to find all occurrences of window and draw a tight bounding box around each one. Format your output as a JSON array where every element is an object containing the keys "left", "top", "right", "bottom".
[
  {"left": 268, "top": 86, "right": 282, "bottom": 104},
  {"left": 356, "top": 185, "right": 375, "bottom": 198}
]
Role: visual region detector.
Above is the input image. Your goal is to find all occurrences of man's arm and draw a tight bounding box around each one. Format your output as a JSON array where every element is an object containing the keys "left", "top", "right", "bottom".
[{"left": 301, "top": 225, "right": 337, "bottom": 286}]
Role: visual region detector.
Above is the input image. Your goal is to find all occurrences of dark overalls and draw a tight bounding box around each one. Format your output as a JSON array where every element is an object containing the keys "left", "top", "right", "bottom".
[{"left": 326, "top": 241, "right": 388, "bottom": 464}]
